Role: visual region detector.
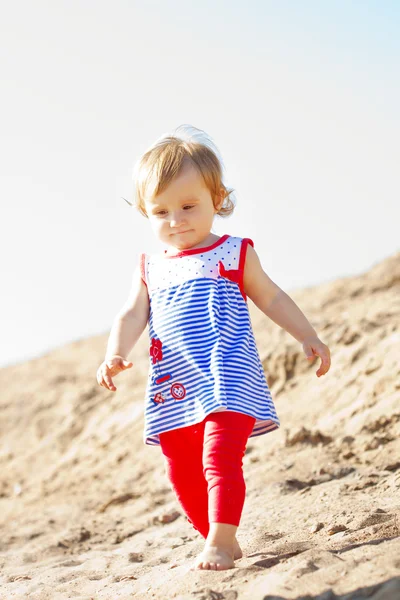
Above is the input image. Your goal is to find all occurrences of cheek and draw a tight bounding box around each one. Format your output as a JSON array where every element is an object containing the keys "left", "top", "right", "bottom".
[{"left": 148, "top": 218, "right": 163, "bottom": 234}]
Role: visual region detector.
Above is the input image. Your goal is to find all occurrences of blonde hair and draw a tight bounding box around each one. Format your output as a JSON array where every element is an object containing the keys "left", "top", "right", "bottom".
[{"left": 131, "top": 124, "right": 236, "bottom": 218}]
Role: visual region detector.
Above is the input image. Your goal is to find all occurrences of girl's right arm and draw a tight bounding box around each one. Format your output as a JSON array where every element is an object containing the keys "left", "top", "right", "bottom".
[{"left": 97, "top": 264, "right": 150, "bottom": 391}]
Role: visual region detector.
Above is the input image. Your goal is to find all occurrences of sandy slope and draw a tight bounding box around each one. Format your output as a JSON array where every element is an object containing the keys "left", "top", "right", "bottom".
[{"left": 0, "top": 252, "right": 399, "bottom": 600}]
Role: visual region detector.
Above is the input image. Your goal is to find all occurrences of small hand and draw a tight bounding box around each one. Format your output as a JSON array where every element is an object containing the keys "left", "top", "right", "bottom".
[
  {"left": 96, "top": 355, "right": 133, "bottom": 391},
  {"left": 303, "top": 337, "right": 331, "bottom": 377}
]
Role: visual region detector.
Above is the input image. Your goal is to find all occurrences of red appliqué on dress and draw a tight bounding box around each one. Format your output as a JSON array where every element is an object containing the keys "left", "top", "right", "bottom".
[
  {"left": 218, "top": 260, "right": 246, "bottom": 300},
  {"left": 218, "top": 261, "right": 242, "bottom": 285},
  {"left": 170, "top": 383, "right": 186, "bottom": 400},
  {"left": 150, "top": 338, "right": 186, "bottom": 404},
  {"left": 150, "top": 338, "right": 163, "bottom": 364},
  {"left": 153, "top": 392, "right": 166, "bottom": 404}
]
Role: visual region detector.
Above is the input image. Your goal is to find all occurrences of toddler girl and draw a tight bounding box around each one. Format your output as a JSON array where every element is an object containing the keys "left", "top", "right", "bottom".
[{"left": 97, "top": 125, "right": 331, "bottom": 571}]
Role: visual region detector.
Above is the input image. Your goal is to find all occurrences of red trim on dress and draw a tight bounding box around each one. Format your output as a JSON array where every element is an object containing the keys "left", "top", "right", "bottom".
[
  {"left": 163, "top": 234, "right": 230, "bottom": 258},
  {"left": 140, "top": 253, "right": 147, "bottom": 287},
  {"left": 238, "top": 238, "right": 254, "bottom": 300},
  {"left": 217, "top": 237, "right": 254, "bottom": 301}
]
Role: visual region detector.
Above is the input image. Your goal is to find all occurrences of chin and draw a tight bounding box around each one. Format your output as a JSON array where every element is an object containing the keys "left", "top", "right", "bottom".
[{"left": 171, "top": 232, "right": 193, "bottom": 242}]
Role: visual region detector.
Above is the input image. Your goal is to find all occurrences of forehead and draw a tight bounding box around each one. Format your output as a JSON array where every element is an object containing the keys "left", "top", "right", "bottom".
[{"left": 146, "top": 163, "right": 209, "bottom": 205}]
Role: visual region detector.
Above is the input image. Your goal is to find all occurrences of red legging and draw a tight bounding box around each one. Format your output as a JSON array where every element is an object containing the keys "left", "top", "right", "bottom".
[{"left": 159, "top": 410, "right": 256, "bottom": 539}]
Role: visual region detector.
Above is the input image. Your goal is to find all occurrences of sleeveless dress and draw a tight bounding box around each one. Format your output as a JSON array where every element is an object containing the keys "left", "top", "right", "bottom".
[{"left": 139, "top": 234, "right": 281, "bottom": 446}]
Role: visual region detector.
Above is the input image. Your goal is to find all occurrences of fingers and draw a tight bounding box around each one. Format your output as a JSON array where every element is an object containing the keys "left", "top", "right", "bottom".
[
  {"left": 304, "top": 340, "right": 331, "bottom": 377},
  {"left": 104, "top": 373, "right": 116, "bottom": 391},
  {"left": 316, "top": 350, "right": 331, "bottom": 377},
  {"left": 96, "top": 364, "right": 116, "bottom": 392},
  {"left": 96, "top": 358, "right": 133, "bottom": 391},
  {"left": 97, "top": 375, "right": 116, "bottom": 391},
  {"left": 317, "top": 368, "right": 327, "bottom": 377}
]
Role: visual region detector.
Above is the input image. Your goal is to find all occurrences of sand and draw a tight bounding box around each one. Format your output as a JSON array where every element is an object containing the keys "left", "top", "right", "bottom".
[{"left": 0, "top": 251, "right": 399, "bottom": 599}]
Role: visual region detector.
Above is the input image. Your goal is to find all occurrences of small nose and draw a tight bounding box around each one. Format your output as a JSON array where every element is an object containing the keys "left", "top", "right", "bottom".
[{"left": 170, "top": 210, "right": 185, "bottom": 227}]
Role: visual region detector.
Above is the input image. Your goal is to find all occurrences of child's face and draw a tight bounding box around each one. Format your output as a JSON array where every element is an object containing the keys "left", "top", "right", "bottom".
[{"left": 144, "top": 162, "right": 223, "bottom": 250}]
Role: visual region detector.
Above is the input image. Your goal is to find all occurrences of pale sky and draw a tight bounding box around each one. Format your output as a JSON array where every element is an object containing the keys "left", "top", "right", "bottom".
[{"left": 1, "top": 1, "right": 399, "bottom": 368}]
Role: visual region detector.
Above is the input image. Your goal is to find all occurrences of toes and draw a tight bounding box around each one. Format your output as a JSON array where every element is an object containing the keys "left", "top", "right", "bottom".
[
  {"left": 198, "top": 561, "right": 216, "bottom": 570},
  {"left": 194, "top": 551, "right": 233, "bottom": 571}
]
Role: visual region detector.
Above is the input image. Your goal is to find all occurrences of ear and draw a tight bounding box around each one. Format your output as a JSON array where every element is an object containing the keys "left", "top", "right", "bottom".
[{"left": 214, "top": 189, "right": 225, "bottom": 212}]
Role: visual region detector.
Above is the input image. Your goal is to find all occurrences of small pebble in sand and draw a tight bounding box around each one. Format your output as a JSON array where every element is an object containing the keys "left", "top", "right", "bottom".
[{"left": 128, "top": 552, "right": 144, "bottom": 563}]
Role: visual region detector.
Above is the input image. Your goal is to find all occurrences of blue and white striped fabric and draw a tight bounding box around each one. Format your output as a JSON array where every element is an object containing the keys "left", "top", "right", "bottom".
[{"left": 140, "top": 234, "right": 280, "bottom": 446}]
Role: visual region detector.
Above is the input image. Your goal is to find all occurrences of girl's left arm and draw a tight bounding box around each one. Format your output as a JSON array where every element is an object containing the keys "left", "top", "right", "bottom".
[{"left": 243, "top": 245, "right": 331, "bottom": 377}]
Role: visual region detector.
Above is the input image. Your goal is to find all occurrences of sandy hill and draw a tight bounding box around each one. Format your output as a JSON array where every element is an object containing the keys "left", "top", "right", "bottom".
[{"left": 0, "top": 252, "right": 399, "bottom": 600}]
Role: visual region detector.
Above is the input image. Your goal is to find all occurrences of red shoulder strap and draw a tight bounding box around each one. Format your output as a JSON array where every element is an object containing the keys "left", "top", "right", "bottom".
[
  {"left": 217, "top": 238, "right": 254, "bottom": 301},
  {"left": 238, "top": 238, "right": 254, "bottom": 300},
  {"left": 239, "top": 238, "right": 254, "bottom": 271}
]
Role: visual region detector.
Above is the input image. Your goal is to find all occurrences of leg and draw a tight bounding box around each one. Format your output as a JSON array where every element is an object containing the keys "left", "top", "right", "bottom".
[
  {"left": 159, "top": 421, "right": 210, "bottom": 538},
  {"left": 194, "top": 410, "right": 256, "bottom": 570},
  {"left": 159, "top": 420, "right": 244, "bottom": 559}
]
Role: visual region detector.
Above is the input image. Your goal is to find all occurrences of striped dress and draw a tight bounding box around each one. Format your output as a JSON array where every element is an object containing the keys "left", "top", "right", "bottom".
[{"left": 139, "top": 234, "right": 281, "bottom": 446}]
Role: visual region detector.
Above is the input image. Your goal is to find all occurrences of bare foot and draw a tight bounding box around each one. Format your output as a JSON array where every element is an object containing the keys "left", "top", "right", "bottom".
[
  {"left": 233, "top": 537, "right": 243, "bottom": 560},
  {"left": 193, "top": 545, "right": 235, "bottom": 570}
]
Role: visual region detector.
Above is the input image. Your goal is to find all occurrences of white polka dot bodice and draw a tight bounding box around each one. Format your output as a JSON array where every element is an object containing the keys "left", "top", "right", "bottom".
[{"left": 144, "top": 235, "right": 241, "bottom": 293}]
